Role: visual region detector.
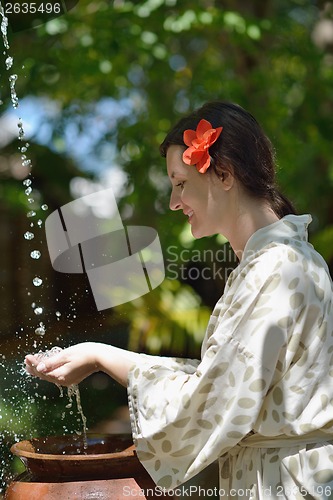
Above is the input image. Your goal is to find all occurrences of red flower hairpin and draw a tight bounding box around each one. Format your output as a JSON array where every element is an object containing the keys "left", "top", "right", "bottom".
[{"left": 182, "top": 119, "right": 223, "bottom": 174}]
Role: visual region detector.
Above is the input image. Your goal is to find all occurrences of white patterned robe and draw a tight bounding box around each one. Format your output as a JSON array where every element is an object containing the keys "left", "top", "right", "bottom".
[{"left": 127, "top": 214, "right": 333, "bottom": 499}]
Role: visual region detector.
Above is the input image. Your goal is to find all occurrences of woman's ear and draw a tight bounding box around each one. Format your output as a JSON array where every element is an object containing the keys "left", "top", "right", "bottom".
[{"left": 220, "top": 168, "right": 234, "bottom": 191}]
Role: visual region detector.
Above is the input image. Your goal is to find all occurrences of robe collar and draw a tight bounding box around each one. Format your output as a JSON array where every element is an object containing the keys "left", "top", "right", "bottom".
[{"left": 241, "top": 214, "right": 312, "bottom": 262}]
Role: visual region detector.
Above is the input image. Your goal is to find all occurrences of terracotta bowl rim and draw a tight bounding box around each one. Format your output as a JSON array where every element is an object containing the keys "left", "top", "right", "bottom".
[{"left": 10, "top": 433, "right": 136, "bottom": 462}]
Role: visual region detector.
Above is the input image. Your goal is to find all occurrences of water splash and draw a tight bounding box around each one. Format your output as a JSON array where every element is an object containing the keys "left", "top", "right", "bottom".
[
  {"left": 0, "top": 359, "right": 41, "bottom": 491},
  {"left": 36, "top": 348, "right": 88, "bottom": 449}
]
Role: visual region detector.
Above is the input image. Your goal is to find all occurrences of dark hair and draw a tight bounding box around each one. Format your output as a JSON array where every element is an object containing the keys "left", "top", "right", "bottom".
[{"left": 160, "top": 101, "right": 296, "bottom": 218}]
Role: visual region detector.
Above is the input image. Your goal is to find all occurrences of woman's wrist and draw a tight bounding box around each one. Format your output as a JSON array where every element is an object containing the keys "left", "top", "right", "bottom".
[
  {"left": 87, "top": 342, "right": 108, "bottom": 373},
  {"left": 91, "top": 343, "right": 135, "bottom": 387}
]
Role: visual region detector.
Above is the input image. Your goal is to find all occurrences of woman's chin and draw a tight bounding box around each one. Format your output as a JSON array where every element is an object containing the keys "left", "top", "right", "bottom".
[{"left": 190, "top": 225, "right": 212, "bottom": 239}]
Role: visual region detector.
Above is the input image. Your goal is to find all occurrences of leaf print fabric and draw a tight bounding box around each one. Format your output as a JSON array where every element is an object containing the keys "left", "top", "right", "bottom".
[{"left": 127, "top": 214, "right": 333, "bottom": 498}]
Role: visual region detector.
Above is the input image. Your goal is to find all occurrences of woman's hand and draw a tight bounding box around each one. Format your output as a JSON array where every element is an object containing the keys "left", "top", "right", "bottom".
[
  {"left": 25, "top": 342, "right": 136, "bottom": 387},
  {"left": 25, "top": 343, "right": 99, "bottom": 387}
]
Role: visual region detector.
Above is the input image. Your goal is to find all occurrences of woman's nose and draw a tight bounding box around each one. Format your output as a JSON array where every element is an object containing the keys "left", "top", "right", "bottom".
[{"left": 169, "top": 190, "right": 182, "bottom": 211}]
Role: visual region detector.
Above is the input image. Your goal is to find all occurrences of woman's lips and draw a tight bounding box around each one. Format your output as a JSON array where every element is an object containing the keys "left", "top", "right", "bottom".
[{"left": 186, "top": 210, "right": 194, "bottom": 223}]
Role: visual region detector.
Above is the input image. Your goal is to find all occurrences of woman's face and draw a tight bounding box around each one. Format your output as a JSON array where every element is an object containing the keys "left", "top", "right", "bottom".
[{"left": 166, "top": 145, "right": 228, "bottom": 238}]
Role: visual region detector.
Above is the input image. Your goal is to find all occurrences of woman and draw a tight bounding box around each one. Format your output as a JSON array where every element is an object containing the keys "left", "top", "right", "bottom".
[{"left": 25, "top": 102, "right": 333, "bottom": 498}]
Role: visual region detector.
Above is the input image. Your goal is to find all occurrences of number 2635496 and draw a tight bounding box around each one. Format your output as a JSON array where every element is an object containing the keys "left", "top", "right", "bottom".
[
  {"left": 5, "top": 3, "right": 62, "bottom": 14},
  {"left": 277, "top": 485, "right": 332, "bottom": 497}
]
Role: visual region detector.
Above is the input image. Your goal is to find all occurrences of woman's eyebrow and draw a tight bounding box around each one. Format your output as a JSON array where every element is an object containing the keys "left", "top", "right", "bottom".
[{"left": 171, "top": 171, "right": 184, "bottom": 179}]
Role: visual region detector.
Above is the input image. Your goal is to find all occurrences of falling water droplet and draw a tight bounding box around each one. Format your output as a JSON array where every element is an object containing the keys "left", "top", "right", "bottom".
[
  {"left": 9, "top": 74, "right": 18, "bottom": 108},
  {"left": 41, "top": 204, "right": 48, "bottom": 211},
  {"left": 24, "top": 231, "right": 34, "bottom": 240},
  {"left": 23, "top": 178, "right": 32, "bottom": 186},
  {"left": 25, "top": 187, "right": 32, "bottom": 196},
  {"left": 30, "top": 250, "right": 41, "bottom": 259},
  {"left": 17, "top": 118, "right": 24, "bottom": 140},
  {"left": 37, "top": 219, "right": 43, "bottom": 227},
  {"left": 33, "top": 277, "right": 43, "bottom": 287},
  {"left": 5, "top": 56, "right": 13, "bottom": 69},
  {"left": 35, "top": 323, "right": 46, "bottom": 336},
  {"left": 34, "top": 307, "right": 43, "bottom": 315},
  {"left": 27, "top": 210, "right": 36, "bottom": 218},
  {"left": 22, "top": 159, "right": 32, "bottom": 167},
  {"left": 0, "top": 5, "right": 9, "bottom": 50}
]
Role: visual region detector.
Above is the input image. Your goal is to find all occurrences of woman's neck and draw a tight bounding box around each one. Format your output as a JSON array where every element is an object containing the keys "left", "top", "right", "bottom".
[{"left": 224, "top": 201, "right": 279, "bottom": 260}]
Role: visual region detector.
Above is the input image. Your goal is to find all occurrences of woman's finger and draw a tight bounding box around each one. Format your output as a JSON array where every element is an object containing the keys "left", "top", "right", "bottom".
[{"left": 25, "top": 354, "right": 38, "bottom": 367}]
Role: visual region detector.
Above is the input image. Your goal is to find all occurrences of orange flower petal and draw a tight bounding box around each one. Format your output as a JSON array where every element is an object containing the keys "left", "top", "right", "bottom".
[
  {"left": 196, "top": 153, "right": 211, "bottom": 173},
  {"left": 212, "top": 126, "right": 223, "bottom": 141},
  {"left": 183, "top": 147, "right": 204, "bottom": 165},
  {"left": 183, "top": 129, "right": 197, "bottom": 146},
  {"left": 193, "top": 130, "right": 215, "bottom": 149},
  {"left": 196, "top": 119, "right": 212, "bottom": 139}
]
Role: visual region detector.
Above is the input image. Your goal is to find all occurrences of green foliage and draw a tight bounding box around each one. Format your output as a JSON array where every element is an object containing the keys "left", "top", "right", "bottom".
[
  {"left": 125, "top": 279, "right": 212, "bottom": 356},
  {"left": 312, "top": 225, "right": 333, "bottom": 262}
]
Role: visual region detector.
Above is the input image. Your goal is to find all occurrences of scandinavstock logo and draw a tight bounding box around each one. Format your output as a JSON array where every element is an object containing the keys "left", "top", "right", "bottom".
[
  {"left": 45, "top": 189, "right": 165, "bottom": 311},
  {"left": 4, "top": 0, "right": 79, "bottom": 32}
]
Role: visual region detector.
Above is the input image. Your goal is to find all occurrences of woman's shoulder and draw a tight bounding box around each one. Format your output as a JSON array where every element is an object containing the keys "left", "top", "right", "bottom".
[{"left": 228, "top": 238, "right": 330, "bottom": 295}]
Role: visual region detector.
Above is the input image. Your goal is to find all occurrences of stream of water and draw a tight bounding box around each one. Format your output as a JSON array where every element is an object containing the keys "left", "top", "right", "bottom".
[
  {"left": 0, "top": 1, "right": 89, "bottom": 491},
  {"left": 37, "top": 346, "right": 88, "bottom": 449}
]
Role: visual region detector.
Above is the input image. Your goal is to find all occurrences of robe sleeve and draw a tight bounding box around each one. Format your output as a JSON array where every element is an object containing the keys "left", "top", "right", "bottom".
[
  {"left": 126, "top": 351, "right": 200, "bottom": 373},
  {"left": 127, "top": 246, "right": 298, "bottom": 490}
]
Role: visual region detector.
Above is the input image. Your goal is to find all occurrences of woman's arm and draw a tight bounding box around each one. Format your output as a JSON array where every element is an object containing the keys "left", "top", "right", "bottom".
[
  {"left": 24, "top": 342, "right": 137, "bottom": 387},
  {"left": 25, "top": 342, "right": 199, "bottom": 388}
]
